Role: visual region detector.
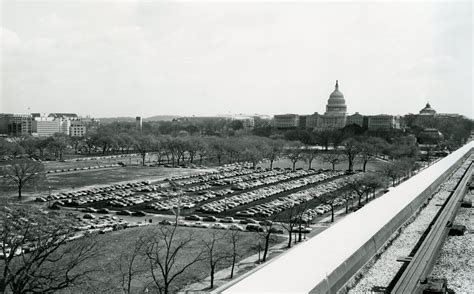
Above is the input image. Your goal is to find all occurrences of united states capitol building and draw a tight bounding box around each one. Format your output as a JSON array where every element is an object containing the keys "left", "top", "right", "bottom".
[{"left": 273, "top": 80, "right": 400, "bottom": 130}]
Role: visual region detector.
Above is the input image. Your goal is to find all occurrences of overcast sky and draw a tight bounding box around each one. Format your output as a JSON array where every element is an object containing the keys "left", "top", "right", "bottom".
[{"left": 1, "top": 0, "right": 472, "bottom": 118}]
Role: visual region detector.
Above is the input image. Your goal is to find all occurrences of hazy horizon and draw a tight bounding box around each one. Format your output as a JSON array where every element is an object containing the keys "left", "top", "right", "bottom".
[{"left": 1, "top": 1, "right": 473, "bottom": 119}]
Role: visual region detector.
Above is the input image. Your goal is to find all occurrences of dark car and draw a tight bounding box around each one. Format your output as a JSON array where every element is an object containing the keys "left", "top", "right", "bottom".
[
  {"left": 259, "top": 220, "right": 273, "bottom": 226},
  {"left": 116, "top": 210, "right": 132, "bottom": 216},
  {"left": 132, "top": 211, "right": 146, "bottom": 217},
  {"left": 159, "top": 219, "right": 173, "bottom": 225},
  {"left": 246, "top": 224, "right": 264, "bottom": 232},
  {"left": 184, "top": 215, "right": 202, "bottom": 221},
  {"left": 97, "top": 208, "right": 110, "bottom": 214},
  {"left": 82, "top": 207, "right": 98, "bottom": 213},
  {"left": 203, "top": 216, "right": 218, "bottom": 222},
  {"left": 240, "top": 218, "right": 258, "bottom": 225},
  {"left": 269, "top": 227, "right": 284, "bottom": 234},
  {"left": 49, "top": 204, "right": 61, "bottom": 210}
]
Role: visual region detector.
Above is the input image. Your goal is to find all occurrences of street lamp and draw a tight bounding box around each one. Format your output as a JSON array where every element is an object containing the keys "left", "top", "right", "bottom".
[
  {"left": 224, "top": 196, "right": 227, "bottom": 217},
  {"left": 48, "top": 185, "right": 52, "bottom": 207}
]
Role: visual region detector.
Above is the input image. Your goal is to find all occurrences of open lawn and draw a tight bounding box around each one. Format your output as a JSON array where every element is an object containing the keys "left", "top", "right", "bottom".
[
  {"left": 69, "top": 225, "right": 284, "bottom": 293},
  {"left": 0, "top": 166, "right": 211, "bottom": 198}
]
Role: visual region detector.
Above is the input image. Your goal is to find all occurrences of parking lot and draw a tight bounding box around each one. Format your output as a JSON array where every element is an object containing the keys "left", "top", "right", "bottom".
[{"left": 40, "top": 161, "right": 361, "bottom": 234}]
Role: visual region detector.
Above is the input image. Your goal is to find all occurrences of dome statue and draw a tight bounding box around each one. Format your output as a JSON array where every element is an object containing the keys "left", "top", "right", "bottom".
[{"left": 325, "top": 80, "right": 347, "bottom": 115}]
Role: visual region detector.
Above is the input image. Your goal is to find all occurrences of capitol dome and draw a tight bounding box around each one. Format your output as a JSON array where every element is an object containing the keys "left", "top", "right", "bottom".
[
  {"left": 325, "top": 80, "right": 347, "bottom": 115},
  {"left": 419, "top": 102, "right": 436, "bottom": 115}
]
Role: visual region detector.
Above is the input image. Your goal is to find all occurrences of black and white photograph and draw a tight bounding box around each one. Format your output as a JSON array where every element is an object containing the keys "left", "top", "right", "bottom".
[{"left": 1, "top": 0, "right": 473, "bottom": 293}]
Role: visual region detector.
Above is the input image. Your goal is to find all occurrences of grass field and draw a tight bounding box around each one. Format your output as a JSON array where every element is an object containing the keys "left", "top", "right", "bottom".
[
  {"left": 0, "top": 166, "right": 211, "bottom": 198},
  {"left": 70, "top": 225, "right": 284, "bottom": 293}
]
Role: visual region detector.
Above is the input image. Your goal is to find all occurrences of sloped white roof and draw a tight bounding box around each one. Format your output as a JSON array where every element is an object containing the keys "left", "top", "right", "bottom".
[{"left": 223, "top": 142, "right": 473, "bottom": 294}]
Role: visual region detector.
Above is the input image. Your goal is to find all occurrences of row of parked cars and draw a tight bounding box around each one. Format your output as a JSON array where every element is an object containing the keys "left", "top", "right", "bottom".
[
  {"left": 36, "top": 180, "right": 152, "bottom": 203},
  {"left": 170, "top": 165, "right": 261, "bottom": 187},
  {"left": 163, "top": 215, "right": 286, "bottom": 233},
  {"left": 45, "top": 164, "right": 120, "bottom": 174},
  {"left": 73, "top": 154, "right": 139, "bottom": 162},
  {"left": 235, "top": 174, "right": 358, "bottom": 218},
  {"left": 145, "top": 169, "right": 311, "bottom": 212},
  {"left": 297, "top": 195, "right": 353, "bottom": 223},
  {"left": 200, "top": 170, "right": 344, "bottom": 215},
  {"left": 166, "top": 162, "right": 253, "bottom": 183}
]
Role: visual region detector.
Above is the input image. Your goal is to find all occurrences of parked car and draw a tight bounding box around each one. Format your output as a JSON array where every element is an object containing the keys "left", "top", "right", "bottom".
[
  {"left": 240, "top": 218, "right": 258, "bottom": 225},
  {"left": 184, "top": 215, "right": 202, "bottom": 221},
  {"left": 49, "top": 204, "right": 61, "bottom": 210},
  {"left": 203, "top": 216, "right": 218, "bottom": 222},
  {"left": 259, "top": 220, "right": 273, "bottom": 226},
  {"left": 132, "top": 211, "right": 146, "bottom": 217},
  {"left": 116, "top": 210, "right": 132, "bottom": 216},
  {"left": 159, "top": 219, "right": 173, "bottom": 225},
  {"left": 97, "top": 208, "right": 110, "bottom": 214},
  {"left": 177, "top": 220, "right": 191, "bottom": 227},
  {"left": 211, "top": 223, "right": 228, "bottom": 230},
  {"left": 269, "top": 227, "right": 284, "bottom": 234},
  {"left": 292, "top": 226, "right": 312, "bottom": 234},
  {"left": 246, "top": 224, "right": 264, "bottom": 232},
  {"left": 192, "top": 222, "right": 209, "bottom": 228},
  {"left": 83, "top": 213, "right": 95, "bottom": 219},
  {"left": 221, "top": 217, "right": 235, "bottom": 223},
  {"left": 228, "top": 224, "right": 245, "bottom": 231}
]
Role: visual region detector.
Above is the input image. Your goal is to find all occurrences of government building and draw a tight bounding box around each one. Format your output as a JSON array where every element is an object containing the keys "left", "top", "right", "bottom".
[
  {"left": 273, "top": 80, "right": 405, "bottom": 131},
  {"left": 274, "top": 80, "right": 349, "bottom": 130}
]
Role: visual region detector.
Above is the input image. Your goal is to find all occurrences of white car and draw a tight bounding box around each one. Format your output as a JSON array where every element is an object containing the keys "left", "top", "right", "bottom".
[
  {"left": 211, "top": 223, "right": 228, "bottom": 230},
  {"left": 228, "top": 224, "right": 245, "bottom": 231},
  {"left": 177, "top": 220, "right": 191, "bottom": 227},
  {"left": 192, "top": 222, "right": 209, "bottom": 228}
]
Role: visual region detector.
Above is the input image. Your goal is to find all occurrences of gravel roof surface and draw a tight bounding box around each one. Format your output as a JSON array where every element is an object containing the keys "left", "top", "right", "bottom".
[
  {"left": 347, "top": 163, "right": 470, "bottom": 293},
  {"left": 430, "top": 189, "right": 474, "bottom": 293}
]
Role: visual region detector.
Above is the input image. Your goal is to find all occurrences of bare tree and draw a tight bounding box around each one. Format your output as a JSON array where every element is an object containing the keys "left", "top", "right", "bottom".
[
  {"left": 228, "top": 230, "right": 242, "bottom": 279},
  {"left": 279, "top": 203, "right": 307, "bottom": 248},
  {"left": 133, "top": 134, "right": 155, "bottom": 166},
  {"left": 195, "top": 139, "right": 209, "bottom": 164},
  {"left": 382, "top": 161, "right": 403, "bottom": 187},
  {"left": 202, "top": 231, "right": 230, "bottom": 289},
  {"left": 358, "top": 137, "right": 387, "bottom": 172},
  {"left": 361, "top": 172, "right": 386, "bottom": 202},
  {"left": 302, "top": 145, "right": 318, "bottom": 170},
  {"left": 257, "top": 220, "right": 278, "bottom": 262},
  {"left": 341, "top": 138, "right": 361, "bottom": 172},
  {"left": 314, "top": 130, "right": 332, "bottom": 151},
  {"left": 266, "top": 139, "right": 284, "bottom": 170},
  {"left": 320, "top": 193, "right": 337, "bottom": 223},
  {"left": 347, "top": 176, "right": 367, "bottom": 207},
  {"left": 144, "top": 182, "right": 203, "bottom": 294},
  {"left": 3, "top": 159, "right": 44, "bottom": 199},
  {"left": 240, "top": 137, "right": 266, "bottom": 169},
  {"left": 341, "top": 191, "right": 354, "bottom": 214},
  {"left": 321, "top": 151, "right": 342, "bottom": 171},
  {"left": 144, "top": 224, "right": 203, "bottom": 294},
  {"left": 209, "top": 137, "right": 226, "bottom": 166},
  {"left": 48, "top": 133, "right": 70, "bottom": 161},
  {"left": 0, "top": 207, "right": 101, "bottom": 293},
  {"left": 285, "top": 141, "right": 304, "bottom": 171},
  {"left": 115, "top": 234, "right": 148, "bottom": 294}
]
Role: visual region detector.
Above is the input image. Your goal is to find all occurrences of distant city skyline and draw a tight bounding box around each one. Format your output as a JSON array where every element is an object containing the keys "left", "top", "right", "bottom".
[{"left": 1, "top": 1, "right": 472, "bottom": 118}]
